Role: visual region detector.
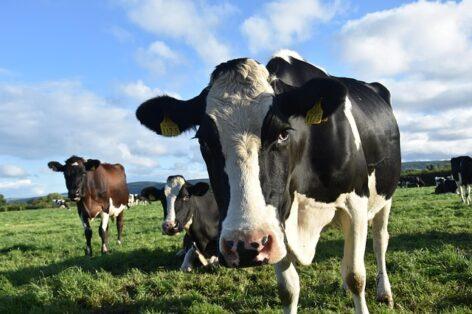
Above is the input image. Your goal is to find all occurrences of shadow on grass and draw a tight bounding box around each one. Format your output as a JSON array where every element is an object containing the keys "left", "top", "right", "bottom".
[
  {"left": 0, "top": 246, "right": 180, "bottom": 286},
  {"left": 2, "top": 230, "right": 470, "bottom": 287}
]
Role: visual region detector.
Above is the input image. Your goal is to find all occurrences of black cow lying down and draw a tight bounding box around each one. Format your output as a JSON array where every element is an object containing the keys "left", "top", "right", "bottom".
[
  {"left": 162, "top": 175, "right": 219, "bottom": 271},
  {"left": 434, "top": 177, "right": 457, "bottom": 194},
  {"left": 137, "top": 50, "right": 401, "bottom": 313}
]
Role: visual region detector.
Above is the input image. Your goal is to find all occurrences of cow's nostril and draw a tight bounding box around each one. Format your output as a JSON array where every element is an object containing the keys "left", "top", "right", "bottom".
[
  {"left": 261, "top": 236, "right": 269, "bottom": 246},
  {"left": 225, "top": 240, "right": 234, "bottom": 248},
  {"left": 250, "top": 242, "right": 260, "bottom": 249}
]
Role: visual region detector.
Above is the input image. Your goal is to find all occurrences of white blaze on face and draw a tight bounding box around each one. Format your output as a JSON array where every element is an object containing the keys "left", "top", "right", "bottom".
[
  {"left": 164, "top": 176, "right": 186, "bottom": 223},
  {"left": 206, "top": 59, "right": 286, "bottom": 263}
]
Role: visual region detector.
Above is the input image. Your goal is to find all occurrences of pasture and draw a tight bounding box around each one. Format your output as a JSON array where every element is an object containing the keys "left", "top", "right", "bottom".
[{"left": 0, "top": 187, "right": 471, "bottom": 313}]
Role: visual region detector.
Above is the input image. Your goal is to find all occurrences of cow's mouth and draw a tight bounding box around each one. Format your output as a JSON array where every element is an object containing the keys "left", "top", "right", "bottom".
[{"left": 162, "top": 221, "right": 182, "bottom": 235}]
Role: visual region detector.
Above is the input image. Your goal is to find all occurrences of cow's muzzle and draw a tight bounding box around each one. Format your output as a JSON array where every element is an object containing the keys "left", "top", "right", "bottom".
[
  {"left": 219, "top": 229, "right": 285, "bottom": 268},
  {"left": 162, "top": 221, "right": 181, "bottom": 235}
]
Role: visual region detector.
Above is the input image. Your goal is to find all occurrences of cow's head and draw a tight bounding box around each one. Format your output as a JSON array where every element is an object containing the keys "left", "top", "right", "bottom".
[
  {"left": 136, "top": 58, "right": 345, "bottom": 267},
  {"left": 162, "top": 175, "right": 186, "bottom": 235},
  {"left": 48, "top": 156, "right": 101, "bottom": 201},
  {"left": 164, "top": 181, "right": 210, "bottom": 236}
]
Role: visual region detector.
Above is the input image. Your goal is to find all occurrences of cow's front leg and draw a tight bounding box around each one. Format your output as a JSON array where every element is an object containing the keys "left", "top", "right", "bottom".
[
  {"left": 80, "top": 215, "right": 93, "bottom": 256},
  {"left": 181, "top": 246, "right": 196, "bottom": 272},
  {"left": 275, "top": 255, "right": 299, "bottom": 314},
  {"left": 116, "top": 211, "right": 124, "bottom": 245},
  {"left": 372, "top": 200, "right": 393, "bottom": 308},
  {"left": 99, "top": 212, "right": 110, "bottom": 254},
  {"left": 339, "top": 195, "right": 369, "bottom": 314}
]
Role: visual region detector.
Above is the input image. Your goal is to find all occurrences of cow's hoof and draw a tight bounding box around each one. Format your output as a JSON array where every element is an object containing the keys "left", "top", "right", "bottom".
[
  {"left": 377, "top": 293, "right": 394, "bottom": 309},
  {"left": 181, "top": 266, "right": 193, "bottom": 272},
  {"left": 117, "top": 240, "right": 122, "bottom": 245}
]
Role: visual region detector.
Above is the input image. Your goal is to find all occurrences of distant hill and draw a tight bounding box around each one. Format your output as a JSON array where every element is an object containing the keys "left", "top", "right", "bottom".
[{"left": 401, "top": 160, "right": 450, "bottom": 171}]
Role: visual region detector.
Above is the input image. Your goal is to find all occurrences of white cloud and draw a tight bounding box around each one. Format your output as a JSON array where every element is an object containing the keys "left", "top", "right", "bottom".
[
  {"left": 338, "top": 0, "right": 472, "bottom": 161},
  {"left": 0, "top": 79, "right": 200, "bottom": 173},
  {"left": 0, "top": 164, "right": 28, "bottom": 178},
  {"left": 241, "top": 0, "right": 342, "bottom": 53},
  {"left": 135, "top": 41, "right": 181, "bottom": 75},
  {"left": 339, "top": 0, "right": 472, "bottom": 79},
  {"left": 107, "top": 25, "right": 133, "bottom": 43},
  {"left": 124, "top": 0, "right": 236, "bottom": 65},
  {"left": 0, "top": 179, "right": 32, "bottom": 189},
  {"left": 119, "top": 80, "right": 181, "bottom": 103}
]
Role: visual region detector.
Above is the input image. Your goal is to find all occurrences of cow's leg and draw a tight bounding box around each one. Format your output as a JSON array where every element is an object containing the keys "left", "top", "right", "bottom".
[
  {"left": 339, "top": 195, "right": 369, "bottom": 314},
  {"left": 275, "top": 255, "right": 299, "bottom": 314},
  {"left": 372, "top": 200, "right": 393, "bottom": 308},
  {"left": 181, "top": 246, "right": 196, "bottom": 272},
  {"left": 99, "top": 212, "right": 110, "bottom": 254},
  {"left": 467, "top": 185, "right": 472, "bottom": 205},
  {"left": 116, "top": 211, "right": 124, "bottom": 245},
  {"left": 80, "top": 215, "right": 93, "bottom": 256}
]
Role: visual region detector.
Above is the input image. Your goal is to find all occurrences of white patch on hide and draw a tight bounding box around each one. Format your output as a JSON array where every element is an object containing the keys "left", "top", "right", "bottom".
[
  {"left": 164, "top": 176, "right": 186, "bottom": 223},
  {"left": 108, "top": 197, "right": 126, "bottom": 218},
  {"left": 344, "top": 97, "right": 361, "bottom": 150}
]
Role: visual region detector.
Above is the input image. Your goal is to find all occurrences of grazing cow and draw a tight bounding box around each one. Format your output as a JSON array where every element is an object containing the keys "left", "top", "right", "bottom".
[
  {"left": 162, "top": 175, "right": 219, "bottom": 271},
  {"left": 434, "top": 177, "right": 458, "bottom": 194},
  {"left": 136, "top": 50, "right": 401, "bottom": 313},
  {"left": 451, "top": 156, "right": 472, "bottom": 204},
  {"left": 48, "top": 156, "right": 128, "bottom": 255},
  {"left": 52, "top": 199, "right": 70, "bottom": 210}
]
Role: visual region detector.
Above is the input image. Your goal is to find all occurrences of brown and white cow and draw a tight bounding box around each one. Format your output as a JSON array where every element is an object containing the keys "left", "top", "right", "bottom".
[
  {"left": 136, "top": 50, "right": 401, "bottom": 313},
  {"left": 48, "top": 156, "right": 128, "bottom": 255}
]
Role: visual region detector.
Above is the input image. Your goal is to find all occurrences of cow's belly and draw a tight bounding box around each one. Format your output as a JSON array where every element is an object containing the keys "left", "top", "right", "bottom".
[
  {"left": 367, "top": 170, "right": 389, "bottom": 220},
  {"left": 108, "top": 197, "right": 126, "bottom": 218}
]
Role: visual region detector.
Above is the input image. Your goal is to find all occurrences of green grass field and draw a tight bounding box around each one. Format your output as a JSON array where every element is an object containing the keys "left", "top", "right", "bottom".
[{"left": 1, "top": 188, "right": 471, "bottom": 313}]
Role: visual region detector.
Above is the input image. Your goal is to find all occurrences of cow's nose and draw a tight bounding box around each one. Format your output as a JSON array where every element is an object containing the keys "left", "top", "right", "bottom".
[
  {"left": 220, "top": 233, "right": 273, "bottom": 268},
  {"left": 162, "top": 221, "right": 179, "bottom": 235}
]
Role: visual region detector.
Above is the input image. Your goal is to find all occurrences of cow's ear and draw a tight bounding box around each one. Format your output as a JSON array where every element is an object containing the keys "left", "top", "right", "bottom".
[
  {"left": 274, "top": 78, "right": 347, "bottom": 123},
  {"left": 187, "top": 182, "right": 209, "bottom": 196},
  {"left": 85, "top": 159, "right": 101, "bottom": 171},
  {"left": 48, "top": 161, "right": 64, "bottom": 172},
  {"left": 136, "top": 87, "right": 209, "bottom": 137}
]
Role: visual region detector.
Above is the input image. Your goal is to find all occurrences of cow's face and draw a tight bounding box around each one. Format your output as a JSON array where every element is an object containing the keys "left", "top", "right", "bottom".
[
  {"left": 173, "top": 182, "right": 210, "bottom": 234},
  {"left": 162, "top": 175, "right": 186, "bottom": 235},
  {"left": 136, "top": 58, "right": 346, "bottom": 268},
  {"left": 48, "top": 156, "right": 101, "bottom": 201}
]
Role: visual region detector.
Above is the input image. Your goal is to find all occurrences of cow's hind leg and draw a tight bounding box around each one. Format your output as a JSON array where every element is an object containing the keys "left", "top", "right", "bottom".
[
  {"left": 372, "top": 200, "right": 393, "bottom": 308},
  {"left": 275, "top": 255, "right": 299, "bottom": 314},
  {"left": 339, "top": 194, "right": 369, "bottom": 314},
  {"left": 116, "top": 211, "right": 124, "bottom": 245},
  {"left": 99, "top": 212, "right": 110, "bottom": 254}
]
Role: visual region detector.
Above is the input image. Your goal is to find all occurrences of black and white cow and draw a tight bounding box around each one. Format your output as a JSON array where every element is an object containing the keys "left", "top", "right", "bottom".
[
  {"left": 434, "top": 177, "right": 458, "bottom": 194},
  {"left": 451, "top": 156, "right": 472, "bottom": 204},
  {"left": 136, "top": 50, "right": 401, "bottom": 313},
  {"left": 53, "top": 199, "right": 70, "bottom": 210},
  {"left": 162, "top": 175, "right": 219, "bottom": 271},
  {"left": 399, "top": 176, "right": 425, "bottom": 188}
]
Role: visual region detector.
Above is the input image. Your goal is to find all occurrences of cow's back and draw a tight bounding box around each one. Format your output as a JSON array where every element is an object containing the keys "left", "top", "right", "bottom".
[{"left": 339, "top": 77, "right": 401, "bottom": 198}]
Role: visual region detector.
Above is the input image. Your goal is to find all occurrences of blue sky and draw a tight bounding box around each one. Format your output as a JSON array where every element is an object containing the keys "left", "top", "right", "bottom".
[{"left": 1, "top": 0, "right": 471, "bottom": 198}]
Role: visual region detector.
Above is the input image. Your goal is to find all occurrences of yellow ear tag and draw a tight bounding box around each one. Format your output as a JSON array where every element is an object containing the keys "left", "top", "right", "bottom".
[
  {"left": 160, "top": 116, "right": 181, "bottom": 137},
  {"left": 305, "top": 99, "right": 327, "bottom": 125}
]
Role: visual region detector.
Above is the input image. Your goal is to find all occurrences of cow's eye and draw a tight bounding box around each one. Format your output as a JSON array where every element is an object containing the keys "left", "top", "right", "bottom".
[
  {"left": 182, "top": 195, "right": 190, "bottom": 201},
  {"left": 277, "top": 130, "right": 290, "bottom": 144}
]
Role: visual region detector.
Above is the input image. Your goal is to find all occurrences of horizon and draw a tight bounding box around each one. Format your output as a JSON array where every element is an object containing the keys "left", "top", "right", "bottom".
[{"left": 1, "top": 0, "right": 471, "bottom": 198}]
